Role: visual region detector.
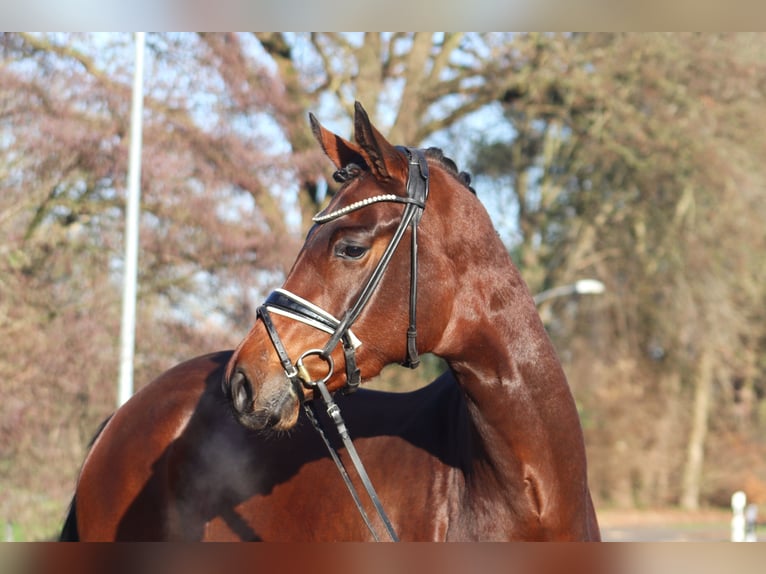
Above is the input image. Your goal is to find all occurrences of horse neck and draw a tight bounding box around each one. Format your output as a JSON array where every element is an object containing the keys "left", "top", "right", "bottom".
[
  {"left": 433, "top": 217, "right": 590, "bottom": 530},
  {"left": 442, "top": 254, "right": 582, "bottom": 450}
]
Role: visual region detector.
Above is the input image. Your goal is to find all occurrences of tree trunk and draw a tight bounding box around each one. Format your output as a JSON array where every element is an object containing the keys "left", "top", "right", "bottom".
[
  {"left": 638, "top": 371, "right": 682, "bottom": 506},
  {"left": 680, "top": 350, "right": 714, "bottom": 510},
  {"left": 388, "top": 33, "right": 432, "bottom": 144}
]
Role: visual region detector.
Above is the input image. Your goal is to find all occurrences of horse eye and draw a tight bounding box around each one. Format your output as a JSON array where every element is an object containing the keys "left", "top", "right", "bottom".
[{"left": 335, "top": 242, "right": 369, "bottom": 260}]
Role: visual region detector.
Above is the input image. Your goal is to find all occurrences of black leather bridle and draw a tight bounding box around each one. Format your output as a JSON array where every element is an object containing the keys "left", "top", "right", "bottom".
[
  {"left": 254, "top": 147, "right": 429, "bottom": 541},
  {"left": 257, "top": 146, "right": 429, "bottom": 397}
]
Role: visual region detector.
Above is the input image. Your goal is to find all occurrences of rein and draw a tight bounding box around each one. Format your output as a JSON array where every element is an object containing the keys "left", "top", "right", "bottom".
[{"left": 255, "top": 147, "right": 429, "bottom": 542}]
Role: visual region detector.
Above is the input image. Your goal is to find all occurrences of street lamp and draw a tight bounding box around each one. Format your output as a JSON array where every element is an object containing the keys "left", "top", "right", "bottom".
[{"left": 533, "top": 279, "right": 606, "bottom": 305}]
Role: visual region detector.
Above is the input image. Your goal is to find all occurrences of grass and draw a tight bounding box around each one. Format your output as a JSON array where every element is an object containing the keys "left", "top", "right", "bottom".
[{"left": 1, "top": 486, "right": 65, "bottom": 542}]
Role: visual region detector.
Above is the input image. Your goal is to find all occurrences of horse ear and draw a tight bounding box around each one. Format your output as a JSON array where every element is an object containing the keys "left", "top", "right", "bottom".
[
  {"left": 309, "top": 112, "right": 366, "bottom": 170},
  {"left": 352, "top": 101, "right": 407, "bottom": 182}
]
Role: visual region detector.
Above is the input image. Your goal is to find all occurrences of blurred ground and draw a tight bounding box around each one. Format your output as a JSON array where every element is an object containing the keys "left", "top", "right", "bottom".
[{"left": 598, "top": 508, "right": 762, "bottom": 542}]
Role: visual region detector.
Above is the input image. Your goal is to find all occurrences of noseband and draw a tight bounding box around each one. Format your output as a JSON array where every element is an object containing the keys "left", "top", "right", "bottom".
[{"left": 254, "top": 147, "right": 429, "bottom": 541}]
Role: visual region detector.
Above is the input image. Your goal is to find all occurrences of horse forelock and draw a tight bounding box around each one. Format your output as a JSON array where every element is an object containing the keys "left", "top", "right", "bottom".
[{"left": 332, "top": 162, "right": 367, "bottom": 184}]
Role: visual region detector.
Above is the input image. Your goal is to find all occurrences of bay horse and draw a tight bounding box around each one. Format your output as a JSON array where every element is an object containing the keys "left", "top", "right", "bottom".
[{"left": 61, "top": 103, "right": 599, "bottom": 541}]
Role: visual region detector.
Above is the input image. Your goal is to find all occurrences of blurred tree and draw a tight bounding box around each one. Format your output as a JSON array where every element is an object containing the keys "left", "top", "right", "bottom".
[
  {"left": 470, "top": 32, "right": 766, "bottom": 509},
  {"left": 0, "top": 32, "right": 301, "bottom": 537},
  {"left": 3, "top": 32, "right": 766, "bottom": 536},
  {"left": 206, "top": 33, "right": 519, "bottom": 229},
  {"left": 0, "top": 32, "right": 535, "bottom": 537}
]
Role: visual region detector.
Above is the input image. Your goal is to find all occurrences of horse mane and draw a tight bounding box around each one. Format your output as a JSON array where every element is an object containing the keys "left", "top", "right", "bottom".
[
  {"left": 423, "top": 147, "right": 477, "bottom": 196},
  {"left": 332, "top": 147, "right": 477, "bottom": 196}
]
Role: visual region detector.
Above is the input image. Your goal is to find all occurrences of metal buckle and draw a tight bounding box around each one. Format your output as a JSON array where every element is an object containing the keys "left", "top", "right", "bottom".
[{"left": 295, "top": 348, "right": 335, "bottom": 388}]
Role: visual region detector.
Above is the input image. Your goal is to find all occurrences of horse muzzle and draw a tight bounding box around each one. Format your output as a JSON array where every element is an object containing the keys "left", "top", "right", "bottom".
[{"left": 225, "top": 367, "right": 302, "bottom": 431}]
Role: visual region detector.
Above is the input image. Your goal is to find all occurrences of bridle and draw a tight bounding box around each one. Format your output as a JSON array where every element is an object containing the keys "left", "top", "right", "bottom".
[
  {"left": 257, "top": 145, "right": 428, "bottom": 396},
  {"left": 254, "top": 147, "right": 429, "bottom": 541}
]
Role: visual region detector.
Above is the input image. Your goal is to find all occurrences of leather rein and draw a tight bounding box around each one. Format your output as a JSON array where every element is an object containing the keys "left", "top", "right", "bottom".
[{"left": 255, "top": 147, "right": 429, "bottom": 542}]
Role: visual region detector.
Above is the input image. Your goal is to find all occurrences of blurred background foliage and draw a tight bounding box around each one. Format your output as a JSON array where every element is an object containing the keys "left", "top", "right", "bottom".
[{"left": 1, "top": 33, "right": 765, "bottom": 539}]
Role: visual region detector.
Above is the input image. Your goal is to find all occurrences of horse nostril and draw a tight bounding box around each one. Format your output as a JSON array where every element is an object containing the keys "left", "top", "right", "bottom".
[{"left": 230, "top": 369, "right": 254, "bottom": 414}]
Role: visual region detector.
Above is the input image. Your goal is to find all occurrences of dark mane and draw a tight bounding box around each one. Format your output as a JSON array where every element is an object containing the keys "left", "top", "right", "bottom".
[
  {"left": 332, "top": 148, "right": 476, "bottom": 196},
  {"left": 423, "top": 147, "right": 477, "bottom": 195}
]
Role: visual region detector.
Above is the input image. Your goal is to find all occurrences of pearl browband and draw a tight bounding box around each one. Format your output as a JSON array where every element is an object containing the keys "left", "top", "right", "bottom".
[{"left": 312, "top": 194, "right": 424, "bottom": 224}]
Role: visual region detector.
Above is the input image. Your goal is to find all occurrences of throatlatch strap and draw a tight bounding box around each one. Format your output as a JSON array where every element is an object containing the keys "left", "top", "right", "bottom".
[{"left": 400, "top": 146, "right": 429, "bottom": 368}]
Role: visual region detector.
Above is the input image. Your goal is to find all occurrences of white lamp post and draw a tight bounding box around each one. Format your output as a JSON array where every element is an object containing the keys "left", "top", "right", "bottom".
[{"left": 117, "top": 32, "right": 146, "bottom": 408}]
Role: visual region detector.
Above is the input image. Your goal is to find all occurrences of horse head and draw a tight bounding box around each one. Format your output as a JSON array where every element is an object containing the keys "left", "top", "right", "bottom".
[{"left": 223, "top": 102, "right": 487, "bottom": 431}]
